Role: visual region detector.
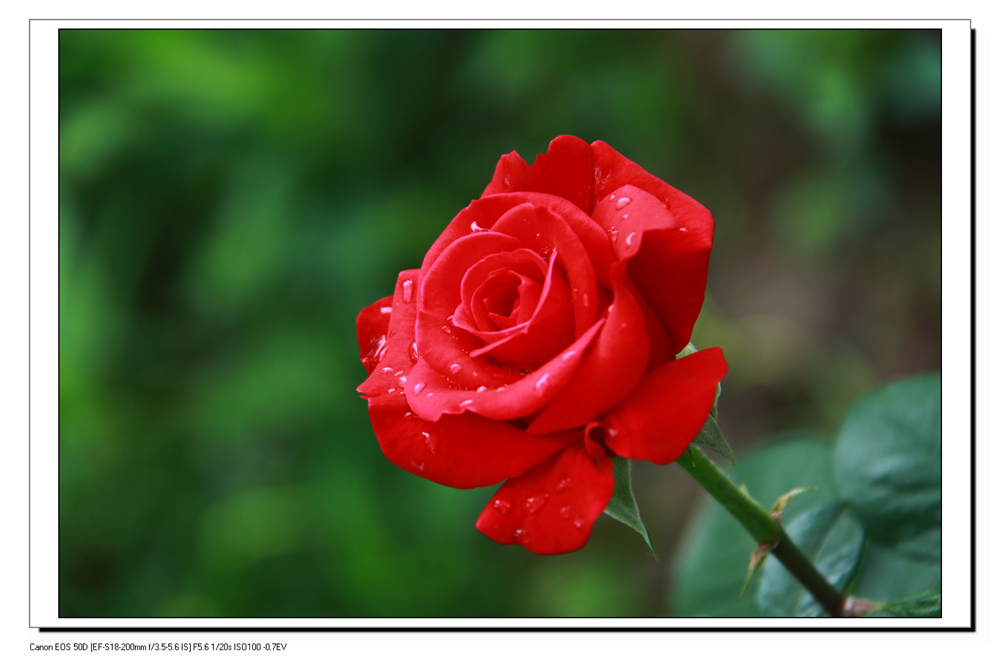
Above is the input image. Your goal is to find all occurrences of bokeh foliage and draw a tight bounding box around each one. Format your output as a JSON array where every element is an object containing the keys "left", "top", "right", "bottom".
[{"left": 59, "top": 29, "right": 941, "bottom": 617}]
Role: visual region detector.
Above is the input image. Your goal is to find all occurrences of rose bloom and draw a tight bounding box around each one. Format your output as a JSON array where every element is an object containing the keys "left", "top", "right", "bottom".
[{"left": 357, "top": 136, "right": 726, "bottom": 555}]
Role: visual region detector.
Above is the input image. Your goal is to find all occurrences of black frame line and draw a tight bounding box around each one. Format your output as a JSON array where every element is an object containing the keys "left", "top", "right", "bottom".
[{"left": 31, "top": 19, "right": 972, "bottom": 632}]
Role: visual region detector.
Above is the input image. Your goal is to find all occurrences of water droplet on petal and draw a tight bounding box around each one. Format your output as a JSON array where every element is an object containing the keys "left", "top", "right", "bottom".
[
  {"left": 573, "top": 518, "right": 585, "bottom": 528},
  {"left": 411, "top": 460, "right": 425, "bottom": 471},
  {"left": 513, "top": 528, "right": 526, "bottom": 540},
  {"left": 492, "top": 498, "right": 511, "bottom": 515},
  {"left": 679, "top": 227, "right": 688, "bottom": 232},
  {"left": 422, "top": 431, "right": 436, "bottom": 454},
  {"left": 380, "top": 366, "right": 394, "bottom": 374},
  {"left": 557, "top": 477, "right": 573, "bottom": 493},
  {"left": 535, "top": 373, "right": 551, "bottom": 392},
  {"left": 615, "top": 197, "right": 631, "bottom": 210},
  {"left": 380, "top": 306, "right": 393, "bottom": 314},
  {"left": 404, "top": 411, "right": 418, "bottom": 420},
  {"left": 395, "top": 370, "right": 403, "bottom": 376},
  {"left": 609, "top": 193, "right": 616, "bottom": 201},
  {"left": 388, "top": 388, "right": 396, "bottom": 394},
  {"left": 561, "top": 350, "right": 577, "bottom": 361},
  {"left": 459, "top": 399, "right": 474, "bottom": 408},
  {"left": 524, "top": 493, "right": 548, "bottom": 514},
  {"left": 608, "top": 427, "right": 619, "bottom": 438},
  {"left": 413, "top": 381, "right": 426, "bottom": 396},
  {"left": 397, "top": 375, "right": 408, "bottom": 387},
  {"left": 622, "top": 213, "right": 629, "bottom": 219},
  {"left": 476, "top": 385, "right": 487, "bottom": 393},
  {"left": 470, "top": 221, "right": 485, "bottom": 232},
  {"left": 582, "top": 293, "right": 590, "bottom": 307},
  {"left": 402, "top": 279, "right": 414, "bottom": 304},
  {"left": 409, "top": 342, "right": 419, "bottom": 363},
  {"left": 559, "top": 506, "right": 571, "bottom": 519},
  {"left": 449, "top": 363, "right": 462, "bottom": 374},
  {"left": 427, "top": 392, "right": 434, "bottom": 397},
  {"left": 496, "top": 386, "right": 506, "bottom": 392},
  {"left": 625, "top": 232, "right": 636, "bottom": 248}
]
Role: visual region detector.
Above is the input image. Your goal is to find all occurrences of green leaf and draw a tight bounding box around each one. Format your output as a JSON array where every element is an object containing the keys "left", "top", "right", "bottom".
[
  {"left": 756, "top": 502, "right": 866, "bottom": 617},
  {"left": 671, "top": 436, "right": 838, "bottom": 617},
  {"left": 865, "top": 590, "right": 942, "bottom": 618},
  {"left": 692, "top": 414, "right": 736, "bottom": 466},
  {"left": 604, "top": 457, "right": 658, "bottom": 560},
  {"left": 848, "top": 541, "right": 941, "bottom": 604},
  {"left": 833, "top": 375, "right": 941, "bottom": 561}
]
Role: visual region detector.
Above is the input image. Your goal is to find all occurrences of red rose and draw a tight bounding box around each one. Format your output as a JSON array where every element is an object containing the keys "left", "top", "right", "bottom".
[{"left": 357, "top": 136, "right": 727, "bottom": 555}]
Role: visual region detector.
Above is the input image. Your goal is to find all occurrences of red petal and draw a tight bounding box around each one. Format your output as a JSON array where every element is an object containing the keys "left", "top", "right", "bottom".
[
  {"left": 358, "top": 270, "right": 575, "bottom": 489},
  {"left": 591, "top": 141, "right": 714, "bottom": 354},
  {"left": 482, "top": 135, "right": 595, "bottom": 213},
  {"left": 365, "top": 391, "right": 575, "bottom": 490},
  {"left": 356, "top": 295, "right": 394, "bottom": 375},
  {"left": 475, "top": 442, "right": 615, "bottom": 555},
  {"left": 603, "top": 347, "right": 728, "bottom": 465},
  {"left": 405, "top": 318, "right": 603, "bottom": 422}
]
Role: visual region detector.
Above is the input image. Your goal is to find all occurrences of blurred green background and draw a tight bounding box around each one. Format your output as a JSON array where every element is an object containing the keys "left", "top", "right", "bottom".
[{"left": 59, "top": 29, "right": 941, "bottom": 617}]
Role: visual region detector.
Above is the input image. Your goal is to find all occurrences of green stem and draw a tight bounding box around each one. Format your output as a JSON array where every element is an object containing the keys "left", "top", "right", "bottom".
[{"left": 677, "top": 445, "right": 847, "bottom": 617}]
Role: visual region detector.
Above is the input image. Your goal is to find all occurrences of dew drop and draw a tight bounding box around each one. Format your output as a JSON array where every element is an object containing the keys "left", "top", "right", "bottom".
[
  {"left": 504, "top": 175, "right": 512, "bottom": 188},
  {"left": 561, "top": 350, "right": 577, "bottom": 361},
  {"left": 404, "top": 411, "right": 418, "bottom": 420},
  {"left": 380, "top": 366, "right": 394, "bottom": 374},
  {"left": 573, "top": 518, "right": 585, "bottom": 528},
  {"left": 622, "top": 213, "right": 629, "bottom": 219},
  {"left": 582, "top": 293, "right": 590, "bottom": 307},
  {"left": 559, "top": 506, "right": 571, "bottom": 519},
  {"left": 471, "top": 221, "right": 485, "bottom": 232},
  {"left": 388, "top": 388, "right": 396, "bottom": 394},
  {"left": 449, "top": 363, "right": 462, "bottom": 374},
  {"left": 380, "top": 306, "right": 393, "bottom": 314},
  {"left": 535, "top": 373, "right": 551, "bottom": 392},
  {"left": 476, "top": 385, "right": 488, "bottom": 393},
  {"left": 556, "top": 477, "right": 573, "bottom": 493},
  {"left": 412, "top": 460, "right": 425, "bottom": 471},
  {"left": 609, "top": 193, "right": 616, "bottom": 201},
  {"left": 413, "top": 381, "right": 426, "bottom": 396},
  {"left": 492, "top": 498, "right": 511, "bottom": 515},
  {"left": 610, "top": 229, "right": 619, "bottom": 242},
  {"left": 615, "top": 196, "right": 631, "bottom": 210},
  {"left": 459, "top": 399, "right": 474, "bottom": 408},
  {"left": 402, "top": 279, "right": 414, "bottom": 304},
  {"left": 513, "top": 528, "right": 526, "bottom": 540},
  {"left": 409, "top": 342, "right": 419, "bottom": 363},
  {"left": 496, "top": 386, "right": 506, "bottom": 392},
  {"left": 523, "top": 493, "right": 548, "bottom": 514},
  {"left": 625, "top": 232, "right": 637, "bottom": 248},
  {"left": 679, "top": 227, "right": 688, "bottom": 232},
  {"left": 608, "top": 427, "right": 619, "bottom": 438},
  {"left": 397, "top": 375, "right": 408, "bottom": 387},
  {"left": 422, "top": 431, "right": 436, "bottom": 454},
  {"left": 395, "top": 370, "right": 403, "bottom": 376},
  {"left": 427, "top": 392, "right": 435, "bottom": 397}
]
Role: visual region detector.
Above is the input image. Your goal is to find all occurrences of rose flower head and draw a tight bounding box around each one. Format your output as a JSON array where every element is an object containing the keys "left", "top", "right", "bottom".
[{"left": 357, "top": 135, "right": 727, "bottom": 555}]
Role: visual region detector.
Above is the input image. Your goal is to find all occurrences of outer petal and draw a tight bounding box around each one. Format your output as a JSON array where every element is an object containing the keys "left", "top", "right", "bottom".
[
  {"left": 356, "top": 295, "right": 394, "bottom": 375},
  {"left": 602, "top": 347, "right": 728, "bottom": 465},
  {"left": 482, "top": 135, "right": 595, "bottom": 213},
  {"left": 475, "top": 442, "right": 615, "bottom": 555},
  {"left": 358, "top": 270, "right": 575, "bottom": 489},
  {"left": 591, "top": 141, "right": 715, "bottom": 354}
]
